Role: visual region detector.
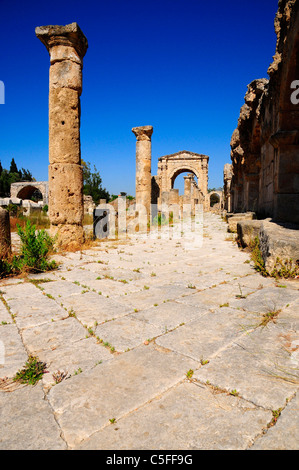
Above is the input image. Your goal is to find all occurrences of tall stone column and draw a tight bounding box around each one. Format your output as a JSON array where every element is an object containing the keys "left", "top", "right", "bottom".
[
  {"left": 132, "top": 126, "right": 153, "bottom": 216},
  {"left": 35, "top": 23, "right": 88, "bottom": 249}
]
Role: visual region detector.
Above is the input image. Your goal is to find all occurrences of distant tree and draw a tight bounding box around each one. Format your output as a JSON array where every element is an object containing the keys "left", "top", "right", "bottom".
[
  {"left": 82, "top": 160, "right": 110, "bottom": 204},
  {"left": 20, "top": 168, "right": 34, "bottom": 181},
  {"left": 9, "top": 158, "right": 19, "bottom": 175},
  {"left": 0, "top": 159, "right": 34, "bottom": 197}
]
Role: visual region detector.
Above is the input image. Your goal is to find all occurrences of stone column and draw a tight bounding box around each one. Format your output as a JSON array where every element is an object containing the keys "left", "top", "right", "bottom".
[
  {"left": 35, "top": 23, "right": 88, "bottom": 249},
  {"left": 183, "top": 174, "right": 192, "bottom": 201},
  {"left": 0, "top": 208, "right": 11, "bottom": 258},
  {"left": 132, "top": 126, "right": 153, "bottom": 216}
]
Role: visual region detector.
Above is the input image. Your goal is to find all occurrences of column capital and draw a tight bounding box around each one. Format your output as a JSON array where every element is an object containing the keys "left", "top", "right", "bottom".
[
  {"left": 132, "top": 125, "right": 153, "bottom": 141},
  {"left": 35, "top": 23, "right": 88, "bottom": 59}
]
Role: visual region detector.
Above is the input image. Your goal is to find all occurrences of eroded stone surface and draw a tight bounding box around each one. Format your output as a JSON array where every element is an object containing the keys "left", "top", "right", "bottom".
[
  {"left": 0, "top": 383, "right": 66, "bottom": 450},
  {"left": 76, "top": 382, "right": 272, "bottom": 450},
  {"left": 0, "top": 213, "right": 298, "bottom": 449}
]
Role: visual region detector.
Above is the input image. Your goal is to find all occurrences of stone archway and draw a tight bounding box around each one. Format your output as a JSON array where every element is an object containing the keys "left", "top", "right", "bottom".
[
  {"left": 209, "top": 190, "right": 223, "bottom": 209},
  {"left": 157, "top": 151, "right": 209, "bottom": 195},
  {"left": 10, "top": 181, "right": 49, "bottom": 204},
  {"left": 153, "top": 151, "right": 209, "bottom": 210},
  {"left": 170, "top": 167, "right": 199, "bottom": 190}
]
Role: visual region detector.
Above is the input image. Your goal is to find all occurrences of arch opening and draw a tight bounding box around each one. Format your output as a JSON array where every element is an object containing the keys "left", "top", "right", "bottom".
[
  {"left": 17, "top": 185, "right": 43, "bottom": 202},
  {"left": 209, "top": 192, "right": 221, "bottom": 208},
  {"left": 172, "top": 170, "right": 198, "bottom": 195}
]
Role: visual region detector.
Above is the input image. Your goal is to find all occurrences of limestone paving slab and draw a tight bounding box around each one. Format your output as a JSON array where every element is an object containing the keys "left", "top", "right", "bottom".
[
  {"left": 4, "top": 294, "right": 67, "bottom": 330},
  {"left": 193, "top": 322, "right": 299, "bottom": 410},
  {"left": 21, "top": 317, "right": 89, "bottom": 356},
  {"left": 59, "top": 291, "right": 134, "bottom": 327},
  {"left": 38, "top": 279, "right": 84, "bottom": 298},
  {"left": 131, "top": 300, "right": 206, "bottom": 331},
  {"left": 251, "top": 393, "right": 298, "bottom": 450},
  {"left": 1, "top": 213, "right": 298, "bottom": 450},
  {"left": 0, "top": 383, "right": 67, "bottom": 450},
  {"left": 75, "top": 381, "right": 272, "bottom": 450},
  {"left": 38, "top": 336, "right": 114, "bottom": 390},
  {"left": 48, "top": 343, "right": 198, "bottom": 448},
  {"left": 0, "top": 324, "right": 28, "bottom": 379},
  {"left": 1, "top": 281, "right": 42, "bottom": 300},
  {"left": 155, "top": 307, "right": 258, "bottom": 362},
  {"left": 176, "top": 283, "right": 257, "bottom": 309},
  {"left": 119, "top": 283, "right": 196, "bottom": 310},
  {"left": 95, "top": 316, "right": 163, "bottom": 352},
  {"left": 0, "top": 298, "right": 12, "bottom": 324},
  {"left": 228, "top": 286, "right": 299, "bottom": 313}
]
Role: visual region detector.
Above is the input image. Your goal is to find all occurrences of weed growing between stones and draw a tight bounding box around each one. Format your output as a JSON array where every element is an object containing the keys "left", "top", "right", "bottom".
[
  {"left": 259, "top": 309, "right": 282, "bottom": 328},
  {"left": 13, "top": 356, "right": 48, "bottom": 386},
  {"left": 249, "top": 236, "right": 299, "bottom": 279}
]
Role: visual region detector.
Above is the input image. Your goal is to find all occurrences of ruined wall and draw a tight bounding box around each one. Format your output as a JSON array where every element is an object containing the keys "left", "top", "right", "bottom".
[
  {"left": 223, "top": 163, "right": 233, "bottom": 212},
  {"left": 227, "top": 0, "right": 299, "bottom": 224}
]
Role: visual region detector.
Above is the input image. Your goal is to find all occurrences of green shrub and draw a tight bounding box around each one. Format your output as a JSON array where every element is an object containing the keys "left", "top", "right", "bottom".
[
  {"left": 250, "top": 236, "right": 267, "bottom": 275},
  {"left": 16, "top": 221, "right": 57, "bottom": 272},
  {"left": 0, "top": 221, "right": 57, "bottom": 278}
]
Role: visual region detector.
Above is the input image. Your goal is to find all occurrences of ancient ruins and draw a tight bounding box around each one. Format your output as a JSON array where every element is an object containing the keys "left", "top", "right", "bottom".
[
  {"left": 35, "top": 23, "right": 88, "bottom": 249},
  {"left": 10, "top": 181, "right": 49, "bottom": 205},
  {"left": 0, "top": 207, "right": 11, "bottom": 258},
  {"left": 225, "top": 0, "right": 299, "bottom": 224},
  {"left": 132, "top": 126, "right": 211, "bottom": 219},
  {"left": 154, "top": 150, "right": 209, "bottom": 212},
  {"left": 0, "top": 1, "right": 298, "bottom": 452},
  {"left": 223, "top": 0, "right": 299, "bottom": 271},
  {"left": 132, "top": 125, "right": 154, "bottom": 218}
]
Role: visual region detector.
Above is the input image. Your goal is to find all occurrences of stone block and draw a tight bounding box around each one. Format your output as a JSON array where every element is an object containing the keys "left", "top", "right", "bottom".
[
  {"left": 50, "top": 60, "right": 82, "bottom": 92},
  {"left": 227, "top": 212, "right": 256, "bottom": 233},
  {"left": 49, "top": 88, "right": 80, "bottom": 165},
  {"left": 237, "top": 220, "right": 262, "bottom": 247},
  {"left": 48, "top": 163, "right": 83, "bottom": 225},
  {"left": 259, "top": 219, "right": 299, "bottom": 272}
]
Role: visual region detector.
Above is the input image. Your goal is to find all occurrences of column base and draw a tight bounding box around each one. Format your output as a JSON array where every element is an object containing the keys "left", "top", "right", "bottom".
[{"left": 50, "top": 223, "right": 85, "bottom": 251}]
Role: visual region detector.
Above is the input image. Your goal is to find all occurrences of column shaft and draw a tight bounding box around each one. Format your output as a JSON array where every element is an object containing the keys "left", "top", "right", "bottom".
[
  {"left": 36, "top": 23, "right": 88, "bottom": 249},
  {"left": 132, "top": 126, "right": 153, "bottom": 216}
]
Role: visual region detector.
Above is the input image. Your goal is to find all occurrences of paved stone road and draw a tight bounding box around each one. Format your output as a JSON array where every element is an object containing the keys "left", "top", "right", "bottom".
[{"left": 0, "top": 213, "right": 298, "bottom": 450}]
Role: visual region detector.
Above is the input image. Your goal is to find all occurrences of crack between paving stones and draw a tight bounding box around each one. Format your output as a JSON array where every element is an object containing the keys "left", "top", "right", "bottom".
[{"left": 72, "top": 377, "right": 189, "bottom": 449}]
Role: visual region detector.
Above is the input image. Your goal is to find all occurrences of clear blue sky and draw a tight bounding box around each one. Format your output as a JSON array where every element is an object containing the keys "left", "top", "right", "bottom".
[{"left": 0, "top": 0, "right": 278, "bottom": 196}]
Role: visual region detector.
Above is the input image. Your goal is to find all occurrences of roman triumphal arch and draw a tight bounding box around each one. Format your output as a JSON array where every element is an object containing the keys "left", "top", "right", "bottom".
[{"left": 154, "top": 151, "right": 209, "bottom": 210}]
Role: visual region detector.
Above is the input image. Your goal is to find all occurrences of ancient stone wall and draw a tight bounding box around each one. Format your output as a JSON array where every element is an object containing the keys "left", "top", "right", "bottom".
[{"left": 227, "top": 0, "right": 299, "bottom": 224}]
